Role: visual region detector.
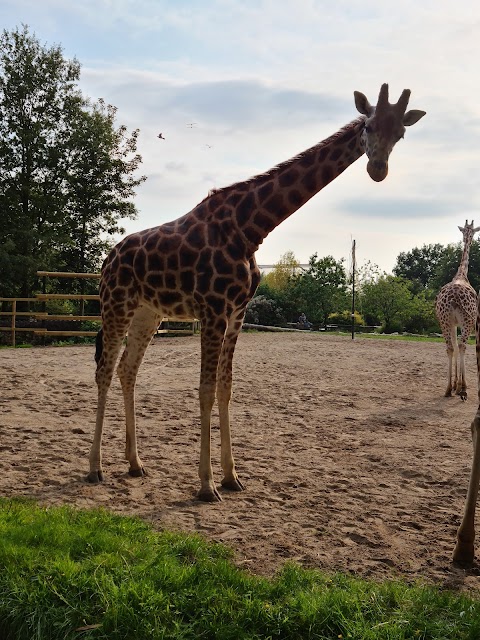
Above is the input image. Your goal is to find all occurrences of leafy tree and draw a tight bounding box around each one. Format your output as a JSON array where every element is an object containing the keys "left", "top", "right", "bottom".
[
  {"left": 262, "top": 250, "right": 300, "bottom": 292},
  {"left": 360, "top": 275, "right": 413, "bottom": 333},
  {"left": 244, "top": 295, "right": 285, "bottom": 326},
  {"left": 394, "top": 244, "right": 447, "bottom": 292},
  {"left": 57, "top": 98, "right": 145, "bottom": 285},
  {"left": 289, "top": 254, "right": 348, "bottom": 327},
  {"left": 0, "top": 25, "right": 80, "bottom": 297},
  {"left": 0, "top": 25, "right": 144, "bottom": 299},
  {"left": 430, "top": 239, "right": 480, "bottom": 293},
  {"left": 403, "top": 289, "right": 438, "bottom": 334}
]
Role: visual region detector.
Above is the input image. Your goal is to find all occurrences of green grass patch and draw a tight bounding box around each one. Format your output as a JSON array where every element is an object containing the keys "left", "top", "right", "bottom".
[{"left": 0, "top": 497, "right": 479, "bottom": 639}]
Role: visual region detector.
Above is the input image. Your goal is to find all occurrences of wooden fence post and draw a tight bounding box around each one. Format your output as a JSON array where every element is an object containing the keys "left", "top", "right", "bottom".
[{"left": 11, "top": 299, "right": 16, "bottom": 347}]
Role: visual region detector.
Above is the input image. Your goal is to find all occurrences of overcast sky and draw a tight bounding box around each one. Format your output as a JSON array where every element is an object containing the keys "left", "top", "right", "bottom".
[{"left": 2, "top": 0, "right": 479, "bottom": 273}]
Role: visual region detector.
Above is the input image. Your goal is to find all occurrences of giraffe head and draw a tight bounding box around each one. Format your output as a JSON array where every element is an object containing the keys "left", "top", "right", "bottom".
[
  {"left": 459, "top": 220, "right": 480, "bottom": 244},
  {"left": 354, "top": 83, "right": 426, "bottom": 182}
]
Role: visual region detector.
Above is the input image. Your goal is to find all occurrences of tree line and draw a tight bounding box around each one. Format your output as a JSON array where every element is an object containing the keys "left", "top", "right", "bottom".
[
  {"left": 0, "top": 26, "right": 475, "bottom": 337},
  {"left": 247, "top": 241, "right": 480, "bottom": 334}
]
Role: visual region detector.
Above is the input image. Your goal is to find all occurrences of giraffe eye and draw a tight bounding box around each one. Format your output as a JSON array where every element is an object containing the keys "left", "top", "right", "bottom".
[{"left": 364, "top": 125, "right": 372, "bottom": 133}]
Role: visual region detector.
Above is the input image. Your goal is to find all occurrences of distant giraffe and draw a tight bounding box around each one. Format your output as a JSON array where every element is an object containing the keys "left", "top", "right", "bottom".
[
  {"left": 435, "top": 221, "right": 480, "bottom": 401},
  {"left": 87, "top": 83, "right": 425, "bottom": 502}
]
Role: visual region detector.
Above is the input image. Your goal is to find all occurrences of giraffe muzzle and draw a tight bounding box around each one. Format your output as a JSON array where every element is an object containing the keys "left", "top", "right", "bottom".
[{"left": 367, "top": 160, "right": 388, "bottom": 182}]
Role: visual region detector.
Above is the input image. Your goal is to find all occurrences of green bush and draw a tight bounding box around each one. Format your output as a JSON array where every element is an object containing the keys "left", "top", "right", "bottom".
[
  {"left": 245, "top": 295, "right": 286, "bottom": 326},
  {"left": 328, "top": 310, "right": 364, "bottom": 326}
]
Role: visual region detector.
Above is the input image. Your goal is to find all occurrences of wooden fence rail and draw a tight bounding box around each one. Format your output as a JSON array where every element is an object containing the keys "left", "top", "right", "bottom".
[{"left": 0, "top": 271, "right": 199, "bottom": 346}]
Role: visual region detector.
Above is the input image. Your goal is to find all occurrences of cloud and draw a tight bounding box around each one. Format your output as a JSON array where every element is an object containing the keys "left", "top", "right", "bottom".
[{"left": 340, "top": 197, "right": 461, "bottom": 219}]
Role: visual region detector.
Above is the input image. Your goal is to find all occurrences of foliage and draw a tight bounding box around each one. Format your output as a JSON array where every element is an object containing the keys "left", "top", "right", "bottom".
[
  {"left": 430, "top": 239, "right": 480, "bottom": 293},
  {"left": 328, "top": 310, "right": 365, "bottom": 326},
  {"left": 403, "top": 289, "right": 439, "bottom": 334},
  {"left": 360, "top": 275, "right": 414, "bottom": 333},
  {"left": 0, "top": 25, "right": 144, "bottom": 299},
  {"left": 2, "top": 498, "right": 480, "bottom": 640},
  {"left": 261, "top": 250, "right": 300, "bottom": 292},
  {"left": 245, "top": 294, "right": 285, "bottom": 326},
  {"left": 394, "top": 244, "right": 447, "bottom": 291},
  {"left": 288, "top": 253, "right": 348, "bottom": 327}
]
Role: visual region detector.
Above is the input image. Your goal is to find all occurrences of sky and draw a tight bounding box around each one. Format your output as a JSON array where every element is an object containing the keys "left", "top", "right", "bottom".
[{"left": 2, "top": 0, "right": 480, "bottom": 274}]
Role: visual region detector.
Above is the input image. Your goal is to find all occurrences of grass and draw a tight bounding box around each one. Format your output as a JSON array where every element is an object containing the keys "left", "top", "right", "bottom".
[{"left": 1, "top": 498, "right": 479, "bottom": 639}]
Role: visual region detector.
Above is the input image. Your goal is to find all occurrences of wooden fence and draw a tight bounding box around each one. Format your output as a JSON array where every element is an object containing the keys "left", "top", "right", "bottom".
[{"left": 0, "top": 271, "right": 199, "bottom": 347}]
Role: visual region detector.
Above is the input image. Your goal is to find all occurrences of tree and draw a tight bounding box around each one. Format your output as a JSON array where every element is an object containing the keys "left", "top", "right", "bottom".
[
  {"left": 262, "top": 250, "right": 300, "bottom": 292},
  {"left": 394, "top": 244, "right": 447, "bottom": 291},
  {"left": 360, "top": 275, "right": 413, "bottom": 333},
  {"left": 289, "top": 254, "right": 348, "bottom": 327},
  {"left": 57, "top": 99, "right": 145, "bottom": 283},
  {"left": 430, "top": 239, "right": 480, "bottom": 293},
  {"left": 0, "top": 25, "right": 81, "bottom": 297},
  {"left": 244, "top": 295, "right": 285, "bottom": 326},
  {"left": 0, "top": 25, "right": 144, "bottom": 299}
]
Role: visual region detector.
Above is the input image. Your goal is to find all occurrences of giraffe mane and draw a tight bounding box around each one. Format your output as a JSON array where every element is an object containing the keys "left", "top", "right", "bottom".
[{"left": 200, "top": 117, "right": 365, "bottom": 204}]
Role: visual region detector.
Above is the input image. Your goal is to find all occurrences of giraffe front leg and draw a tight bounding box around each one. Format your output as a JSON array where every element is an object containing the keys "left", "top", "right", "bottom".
[
  {"left": 198, "top": 383, "right": 221, "bottom": 502},
  {"left": 453, "top": 413, "right": 480, "bottom": 564},
  {"left": 197, "top": 323, "right": 224, "bottom": 502},
  {"left": 117, "top": 308, "right": 161, "bottom": 478},
  {"left": 87, "top": 330, "right": 125, "bottom": 483}
]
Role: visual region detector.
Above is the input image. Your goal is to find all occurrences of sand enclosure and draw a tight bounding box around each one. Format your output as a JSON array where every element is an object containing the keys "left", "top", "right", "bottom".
[{"left": 1, "top": 332, "right": 480, "bottom": 591}]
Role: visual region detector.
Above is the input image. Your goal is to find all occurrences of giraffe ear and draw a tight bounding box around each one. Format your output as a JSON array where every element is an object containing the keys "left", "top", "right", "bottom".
[
  {"left": 459, "top": 226, "right": 465, "bottom": 233},
  {"left": 403, "top": 109, "right": 426, "bottom": 126},
  {"left": 354, "top": 91, "right": 373, "bottom": 116},
  {"left": 474, "top": 227, "right": 480, "bottom": 234}
]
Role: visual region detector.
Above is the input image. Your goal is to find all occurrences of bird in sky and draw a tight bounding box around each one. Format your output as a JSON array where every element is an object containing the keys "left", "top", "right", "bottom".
[{"left": 157, "top": 133, "right": 165, "bottom": 140}]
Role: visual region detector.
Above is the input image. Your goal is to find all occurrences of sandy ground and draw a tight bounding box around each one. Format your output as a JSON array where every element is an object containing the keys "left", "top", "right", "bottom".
[{"left": 2, "top": 331, "right": 480, "bottom": 592}]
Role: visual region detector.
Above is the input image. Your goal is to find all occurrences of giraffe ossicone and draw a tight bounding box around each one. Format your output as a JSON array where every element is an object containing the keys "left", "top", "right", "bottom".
[
  {"left": 435, "top": 220, "right": 480, "bottom": 401},
  {"left": 87, "top": 83, "right": 425, "bottom": 502}
]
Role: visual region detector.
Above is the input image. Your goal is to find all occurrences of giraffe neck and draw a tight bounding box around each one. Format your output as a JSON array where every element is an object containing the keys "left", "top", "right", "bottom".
[
  {"left": 455, "top": 238, "right": 473, "bottom": 280},
  {"left": 209, "top": 117, "right": 366, "bottom": 251}
]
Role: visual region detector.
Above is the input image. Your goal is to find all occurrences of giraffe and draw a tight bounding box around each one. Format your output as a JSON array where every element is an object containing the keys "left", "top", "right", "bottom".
[
  {"left": 435, "top": 221, "right": 480, "bottom": 401},
  {"left": 454, "top": 306, "right": 480, "bottom": 565},
  {"left": 87, "top": 83, "right": 425, "bottom": 502}
]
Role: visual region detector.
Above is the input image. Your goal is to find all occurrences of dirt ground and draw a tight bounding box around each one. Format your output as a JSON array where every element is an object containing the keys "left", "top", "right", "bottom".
[{"left": 2, "top": 331, "right": 480, "bottom": 592}]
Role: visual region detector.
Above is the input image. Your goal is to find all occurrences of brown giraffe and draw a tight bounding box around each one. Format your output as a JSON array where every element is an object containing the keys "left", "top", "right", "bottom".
[
  {"left": 87, "top": 83, "right": 425, "bottom": 502},
  {"left": 435, "top": 221, "right": 480, "bottom": 401}
]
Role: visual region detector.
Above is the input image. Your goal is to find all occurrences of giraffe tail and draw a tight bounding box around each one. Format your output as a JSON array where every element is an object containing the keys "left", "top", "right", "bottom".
[{"left": 95, "top": 328, "right": 103, "bottom": 365}]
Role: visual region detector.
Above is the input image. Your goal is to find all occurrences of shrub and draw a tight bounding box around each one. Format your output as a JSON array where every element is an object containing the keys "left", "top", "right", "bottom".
[
  {"left": 245, "top": 295, "right": 285, "bottom": 326},
  {"left": 328, "top": 310, "right": 364, "bottom": 326}
]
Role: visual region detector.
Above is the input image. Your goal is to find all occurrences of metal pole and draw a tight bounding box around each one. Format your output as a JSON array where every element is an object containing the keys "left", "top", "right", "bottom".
[{"left": 351, "top": 240, "right": 356, "bottom": 340}]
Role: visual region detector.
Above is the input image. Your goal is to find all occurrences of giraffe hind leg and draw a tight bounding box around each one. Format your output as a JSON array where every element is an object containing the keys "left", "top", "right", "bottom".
[
  {"left": 457, "top": 323, "right": 471, "bottom": 402},
  {"left": 444, "top": 325, "right": 457, "bottom": 397}
]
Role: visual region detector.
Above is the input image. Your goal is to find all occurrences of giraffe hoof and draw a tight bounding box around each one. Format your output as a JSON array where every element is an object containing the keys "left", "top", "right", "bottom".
[
  {"left": 221, "top": 477, "right": 245, "bottom": 492},
  {"left": 453, "top": 542, "right": 475, "bottom": 566},
  {"left": 86, "top": 470, "right": 104, "bottom": 484},
  {"left": 197, "top": 488, "right": 222, "bottom": 502},
  {"left": 128, "top": 466, "right": 147, "bottom": 478}
]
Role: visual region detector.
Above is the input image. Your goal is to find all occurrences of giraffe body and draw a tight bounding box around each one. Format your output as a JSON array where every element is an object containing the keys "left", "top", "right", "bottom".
[
  {"left": 88, "top": 84, "right": 425, "bottom": 501},
  {"left": 435, "top": 221, "right": 480, "bottom": 401}
]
